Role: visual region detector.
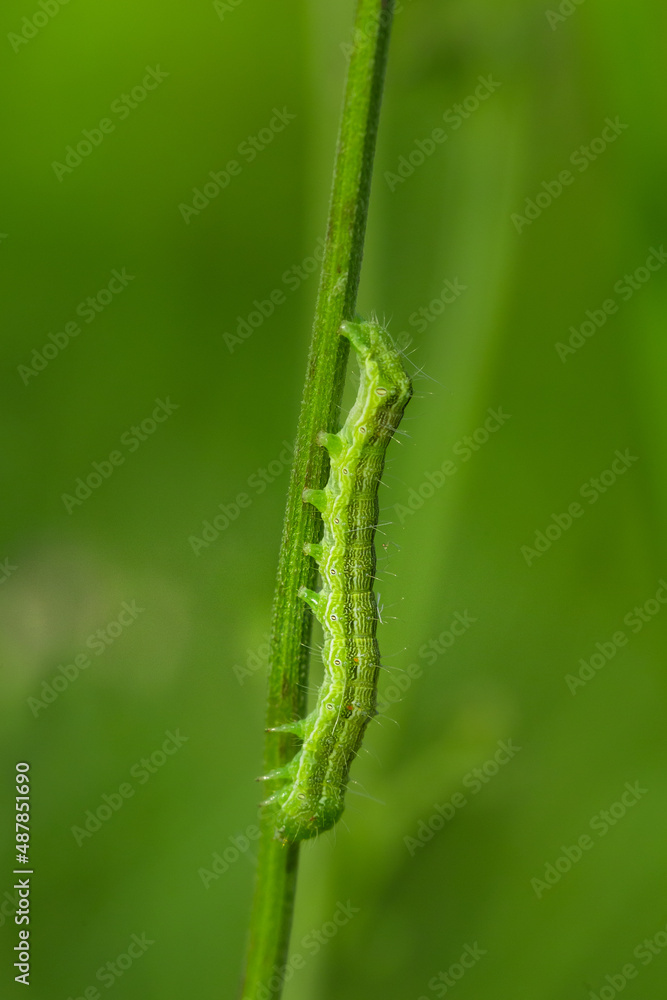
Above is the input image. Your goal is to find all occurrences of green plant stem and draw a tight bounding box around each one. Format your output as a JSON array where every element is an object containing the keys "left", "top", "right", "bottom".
[{"left": 240, "top": 3, "right": 395, "bottom": 998}]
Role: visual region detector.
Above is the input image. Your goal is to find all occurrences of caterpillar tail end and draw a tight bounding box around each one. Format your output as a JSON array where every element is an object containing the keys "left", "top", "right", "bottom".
[{"left": 274, "top": 797, "right": 344, "bottom": 844}]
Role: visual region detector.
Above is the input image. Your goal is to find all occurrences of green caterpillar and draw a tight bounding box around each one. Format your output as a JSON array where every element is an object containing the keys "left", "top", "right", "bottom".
[{"left": 264, "top": 318, "right": 412, "bottom": 843}]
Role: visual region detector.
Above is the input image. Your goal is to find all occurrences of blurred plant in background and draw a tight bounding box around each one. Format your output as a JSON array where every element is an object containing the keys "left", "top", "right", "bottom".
[{"left": 1, "top": 1, "right": 666, "bottom": 999}]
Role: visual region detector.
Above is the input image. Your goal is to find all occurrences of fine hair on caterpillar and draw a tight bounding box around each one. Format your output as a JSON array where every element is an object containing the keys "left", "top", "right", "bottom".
[{"left": 261, "top": 318, "right": 412, "bottom": 843}]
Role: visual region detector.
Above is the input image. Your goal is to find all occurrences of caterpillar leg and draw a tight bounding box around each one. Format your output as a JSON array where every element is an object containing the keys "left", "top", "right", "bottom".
[
  {"left": 303, "top": 487, "right": 328, "bottom": 514},
  {"left": 257, "top": 755, "right": 300, "bottom": 805},
  {"left": 303, "top": 541, "right": 324, "bottom": 564},
  {"left": 339, "top": 319, "right": 372, "bottom": 357},
  {"left": 266, "top": 716, "right": 308, "bottom": 738},
  {"left": 316, "top": 430, "right": 344, "bottom": 458},
  {"left": 298, "top": 585, "right": 327, "bottom": 624}
]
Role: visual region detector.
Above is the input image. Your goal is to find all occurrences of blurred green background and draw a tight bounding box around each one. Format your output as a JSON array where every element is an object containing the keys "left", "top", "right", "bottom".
[{"left": 2, "top": 1, "right": 666, "bottom": 998}]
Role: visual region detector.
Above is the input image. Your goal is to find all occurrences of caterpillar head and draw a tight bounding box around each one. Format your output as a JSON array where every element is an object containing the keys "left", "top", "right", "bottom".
[{"left": 340, "top": 319, "right": 412, "bottom": 411}]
